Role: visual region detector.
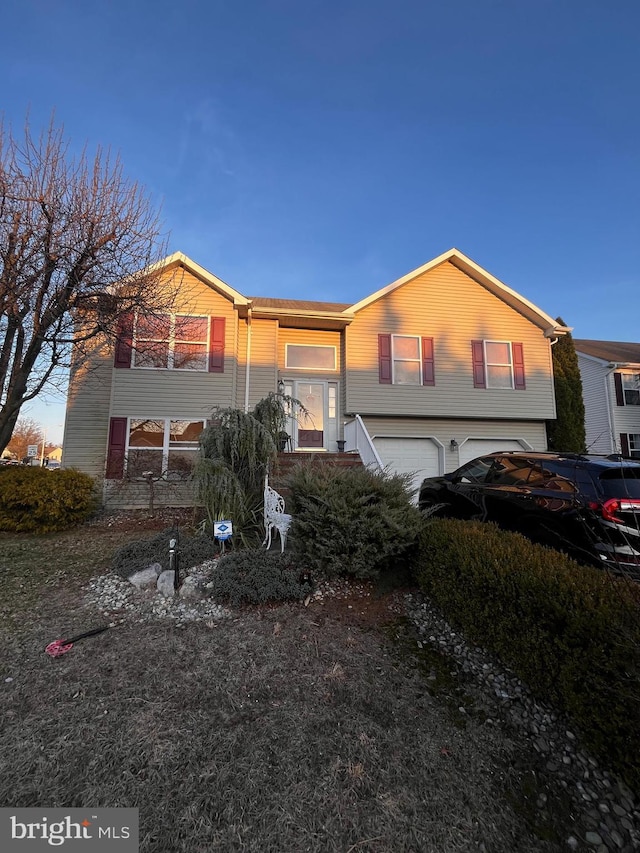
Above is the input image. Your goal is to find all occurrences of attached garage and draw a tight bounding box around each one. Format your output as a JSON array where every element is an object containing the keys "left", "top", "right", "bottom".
[
  {"left": 458, "top": 438, "right": 528, "bottom": 466},
  {"left": 372, "top": 436, "right": 441, "bottom": 499}
]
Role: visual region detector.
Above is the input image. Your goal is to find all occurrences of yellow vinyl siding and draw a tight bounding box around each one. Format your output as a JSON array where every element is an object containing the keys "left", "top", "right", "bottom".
[
  {"left": 278, "top": 328, "right": 341, "bottom": 378},
  {"left": 345, "top": 261, "right": 555, "bottom": 420},
  {"left": 236, "top": 318, "right": 279, "bottom": 410},
  {"left": 111, "top": 270, "right": 237, "bottom": 417},
  {"left": 361, "top": 416, "right": 546, "bottom": 447},
  {"left": 62, "top": 337, "right": 113, "bottom": 478}
]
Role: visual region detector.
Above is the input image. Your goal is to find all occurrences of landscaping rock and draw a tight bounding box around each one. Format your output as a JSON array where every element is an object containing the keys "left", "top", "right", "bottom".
[
  {"left": 157, "top": 570, "right": 176, "bottom": 597},
  {"left": 128, "top": 563, "right": 162, "bottom": 589},
  {"left": 179, "top": 576, "right": 204, "bottom": 600}
]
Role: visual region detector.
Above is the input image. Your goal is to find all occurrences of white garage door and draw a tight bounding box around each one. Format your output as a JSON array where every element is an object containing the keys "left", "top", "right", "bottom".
[
  {"left": 372, "top": 437, "right": 440, "bottom": 499},
  {"left": 458, "top": 439, "right": 525, "bottom": 466}
]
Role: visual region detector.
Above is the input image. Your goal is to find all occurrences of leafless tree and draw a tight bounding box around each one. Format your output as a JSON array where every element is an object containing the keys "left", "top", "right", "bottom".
[
  {"left": 5, "top": 415, "right": 43, "bottom": 460},
  {"left": 0, "top": 115, "right": 175, "bottom": 455}
]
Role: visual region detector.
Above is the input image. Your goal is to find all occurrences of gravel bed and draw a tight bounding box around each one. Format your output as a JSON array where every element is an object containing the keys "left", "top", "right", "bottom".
[{"left": 406, "top": 593, "right": 640, "bottom": 853}]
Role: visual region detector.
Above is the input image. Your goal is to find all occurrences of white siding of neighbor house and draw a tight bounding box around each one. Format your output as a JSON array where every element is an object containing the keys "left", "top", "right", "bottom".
[
  {"left": 608, "top": 371, "right": 640, "bottom": 444},
  {"left": 345, "top": 261, "right": 556, "bottom": 421},
  {"left": 577, "top": 354, "right": 615, "bottom": 454}
]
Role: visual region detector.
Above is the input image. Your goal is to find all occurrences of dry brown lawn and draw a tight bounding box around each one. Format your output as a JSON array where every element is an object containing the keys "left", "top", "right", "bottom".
[{"left": 0, "top": 514, "right": 577, "bottom": 852}]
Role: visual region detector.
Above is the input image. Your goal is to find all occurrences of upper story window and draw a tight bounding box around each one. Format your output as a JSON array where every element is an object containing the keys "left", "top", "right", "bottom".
[
  {"left": 622, "top": 373, "right": 640, "bottom": 406},
  {"left": 114, "top": 314, "right": 225, "bottom": 373},
  {"left": 378, "top": 335, "right": 435, "bottom": 386},
  {"left": 472, "top": 340, "right": 526, "bottom": 390},
  {"left": 392, "top": 335, "right": 422, "bottom": 385},
  {"left": 484, "top": 341, "right": 513, "bottom": 388},
  {"left": 285, "top": 344, "right": 336, "bottom": 371},
  {"left": 134, "top": 315, "right": 209, "bottom": 370}
]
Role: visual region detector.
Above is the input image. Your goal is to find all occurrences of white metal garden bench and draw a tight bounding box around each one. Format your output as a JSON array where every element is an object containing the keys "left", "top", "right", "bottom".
[{"left": 263, "top": 474, "right": 292, "bottom": 552}]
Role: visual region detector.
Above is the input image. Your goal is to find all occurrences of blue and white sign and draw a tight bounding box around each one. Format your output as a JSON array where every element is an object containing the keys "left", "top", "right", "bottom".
[{"left": 214, "top": 520, "right": 233, "bottom": 541}]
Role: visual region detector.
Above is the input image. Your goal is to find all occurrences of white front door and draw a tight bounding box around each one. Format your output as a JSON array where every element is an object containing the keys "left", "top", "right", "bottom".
[{"left": 285, "top": 381, "right": 338, "bottom": 451}]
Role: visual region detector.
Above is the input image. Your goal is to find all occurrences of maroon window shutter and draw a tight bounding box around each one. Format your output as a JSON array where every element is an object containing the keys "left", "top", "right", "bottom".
[
  {"left": 378, "top": 334, "right": 392, "bottom": 384},
  {"left": 114, "top": 313, "right": 133, "bottom": 368},
  {"left": 106, "top": 417, "right": 127, "bottom": 479},
  {"left": 512, "top": 342, "right": 526, "bottom": 390},
  {"left": 471, "top": 340, "right": 486, "bottom": 388},
  {"left": 621, "top": 433, "right": 630, "bottom": 457},
  {"left": 614, "top": 373, "right": 624, "bottom": 406},
  {"left": 421, "top": 337, "right": 435, "bottom": 386},
  {"left": 208, "top": 317, "right": 225, "bottom": 373}
]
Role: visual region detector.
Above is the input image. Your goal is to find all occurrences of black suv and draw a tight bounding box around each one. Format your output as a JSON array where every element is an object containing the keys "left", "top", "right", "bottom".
[{"left": 418, "top": 451, "right": 640, "bottom": 575}]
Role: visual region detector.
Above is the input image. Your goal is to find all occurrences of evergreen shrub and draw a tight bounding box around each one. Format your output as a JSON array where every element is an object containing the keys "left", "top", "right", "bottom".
[
  {"left": 208, "top": 549, "right": 312, "bottom": 606},
  {"left": 415, "top": 518, "right": 640, "bottom": 789},
  {"left": 0, "top": 466, "right": 97, "bottom": 532},
  {"left": 287, "top": 463, "right": 423, "bottom": 580}
]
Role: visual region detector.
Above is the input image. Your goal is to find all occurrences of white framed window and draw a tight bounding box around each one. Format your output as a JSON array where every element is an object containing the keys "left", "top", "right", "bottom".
[
  {"left": 133, "top": 314, "right": 209, "bottom": 370},
  {"left": 392, "top": 335, "right": 422, "bottom": 385},
  {"left": 628, "top": 434, "right": 640, "bottom": 458},
  {"left": 484, "top": 341, "right": 514, "bottom": 389},
  {"left": 328, "top": 384, "right": 337, "bottom": 419},
  {"left": 126, "top": 418, "right": 205, "bottom": 478},
  {"left": 622, "top": 373, "right": 640, "bottom": 406},
  {"left": 285, "top": 344, "right": 336, "bottom": 371}
]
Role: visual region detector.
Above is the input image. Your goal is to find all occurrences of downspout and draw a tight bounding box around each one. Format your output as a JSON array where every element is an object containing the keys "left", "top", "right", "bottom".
[
  {"left": 244, "top": 305, "right": 252, "bottom": 414},
  {"left": 604, "top": 364, "right": 619, "bottom": 453}
]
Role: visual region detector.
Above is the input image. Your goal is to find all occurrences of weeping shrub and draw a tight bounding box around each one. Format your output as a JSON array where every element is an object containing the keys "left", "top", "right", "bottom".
[
  {"left": 193, "top": 407, "right": 277, "bottom": 546},
  {"left": 253, "top": 391, "right": 309, "bottom": 449}
]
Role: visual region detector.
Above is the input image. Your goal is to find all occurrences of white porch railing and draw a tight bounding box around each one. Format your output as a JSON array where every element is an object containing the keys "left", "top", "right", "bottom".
[{"left": 343, "top": 415, "right": 384, "bottom": 472}]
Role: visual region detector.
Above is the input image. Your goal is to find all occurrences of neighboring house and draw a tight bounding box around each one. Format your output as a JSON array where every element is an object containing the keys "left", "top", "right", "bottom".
[
  {"left": 47, "top": 446, "right": 63, "bottom": 463},
  {"left": 62, "top": 248, "right": 568, "bottom": 507},
  {"left": 574, "top": 339, "right": 640, "bottom": 457}
]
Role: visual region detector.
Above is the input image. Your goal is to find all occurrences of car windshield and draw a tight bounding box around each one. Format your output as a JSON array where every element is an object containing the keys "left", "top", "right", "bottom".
[{"left": 598, "top": 468, "right": 640, "bottom": 499}]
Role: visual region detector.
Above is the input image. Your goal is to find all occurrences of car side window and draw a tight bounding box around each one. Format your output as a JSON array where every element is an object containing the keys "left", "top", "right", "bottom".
[
  {"left": 455, "top": 457, "right": 495, "bottom": 483},
  {"left": 538, "top": 461, "right": 577, "bottom": 494},
  {"left": 485, "top": 456, "right": 536, "bottom": 485}
]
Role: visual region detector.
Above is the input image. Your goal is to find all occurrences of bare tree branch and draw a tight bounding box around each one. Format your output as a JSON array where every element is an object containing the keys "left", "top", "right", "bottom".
[{"left": 0, "top": 114, "right": 174, "bottom": 454}]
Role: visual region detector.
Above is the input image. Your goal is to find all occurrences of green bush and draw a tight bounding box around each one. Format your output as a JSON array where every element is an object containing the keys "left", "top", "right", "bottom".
[
  {"left": 113, "top": 528, "right": 218, "bottom": 577},
  {"left": 287, "top": 463, "right": 423, "bottom": 580},
  {"left": 0, "top": 466, "right": 98, "bottom": 532},
  {"left": 415, "top": 518, "right": 640, "bottom": 790},
  {"left": 208, "top": 549, "right": 312, "bottom": 606}
]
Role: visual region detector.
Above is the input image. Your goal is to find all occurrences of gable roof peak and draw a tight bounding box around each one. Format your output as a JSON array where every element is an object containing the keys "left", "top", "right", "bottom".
[
  {"left": 150, "top": 251, "right": 249, "bottom": 306},
  {"left": 348, "top": 248, "right": 569, "bottom": 337}
]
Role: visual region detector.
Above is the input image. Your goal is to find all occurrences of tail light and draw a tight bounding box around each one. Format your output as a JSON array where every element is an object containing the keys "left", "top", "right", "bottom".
[{"left": 588, "top": 498, "right": 640, "bottom": 523}]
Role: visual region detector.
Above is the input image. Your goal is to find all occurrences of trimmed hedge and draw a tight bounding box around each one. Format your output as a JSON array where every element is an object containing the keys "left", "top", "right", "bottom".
[
  {"left": 0, "top": 466, "right": 98, "bottom": 532},
  {"left": 287, "top": 463, "right": 423, "bottom": 580},
  {"left": 415, "top": 519, "right": 640, "bottom": 790}
]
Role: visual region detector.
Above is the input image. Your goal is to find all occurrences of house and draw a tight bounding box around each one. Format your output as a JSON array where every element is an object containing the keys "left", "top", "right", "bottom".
[
  {"left": 574, "top": 339, "right": 640, "bottom": 457},
  {"left": 47, "top": 446, "right": 63, "bottom": 463},
  {"left": 62, "top": 248, "right": 568, "bottom": 507}
]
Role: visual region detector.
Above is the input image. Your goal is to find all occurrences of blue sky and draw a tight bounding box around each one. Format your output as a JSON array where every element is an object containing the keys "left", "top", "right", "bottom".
[{"left": 3, "top": 0, "right": 640, "bottom": 444}]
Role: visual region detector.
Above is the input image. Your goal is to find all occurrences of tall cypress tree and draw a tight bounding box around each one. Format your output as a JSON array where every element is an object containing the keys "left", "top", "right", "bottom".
[{"left": 547, "top": 318, "right": 587, "bottom": 452}]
